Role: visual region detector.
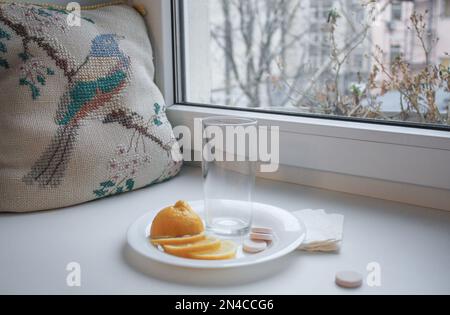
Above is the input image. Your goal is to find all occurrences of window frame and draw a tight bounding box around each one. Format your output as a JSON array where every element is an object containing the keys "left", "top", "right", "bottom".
[
  {"left": 144, "top": 0, "right": 450, "bottom": 211},
  {"left": 173, "top": 0, "right": 449, "bottom": 132}
]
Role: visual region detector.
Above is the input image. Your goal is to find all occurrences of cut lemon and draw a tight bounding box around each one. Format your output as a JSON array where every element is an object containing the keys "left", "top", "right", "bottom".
[
  {"left": 187, "top": 240, "right": 237, "bottom": 260},
  {"left": 163, "top": 236, "right": 221, "bottom": 257},
  {"left": 151, "top": 233, "right": 206, "bottom": 246}
]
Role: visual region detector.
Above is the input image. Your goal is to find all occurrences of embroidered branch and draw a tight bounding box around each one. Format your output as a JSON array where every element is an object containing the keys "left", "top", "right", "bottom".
[
  {"left": 0, "top": 6, "right": 77, "bottom": 82},
  {"left": 103, "top": 108, "right": 174, "bottom": 153}
]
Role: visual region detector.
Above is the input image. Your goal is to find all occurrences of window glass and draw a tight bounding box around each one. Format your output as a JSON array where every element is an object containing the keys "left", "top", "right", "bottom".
[{"left": 179, "top": 0, "right": 450, "bottom": 128}]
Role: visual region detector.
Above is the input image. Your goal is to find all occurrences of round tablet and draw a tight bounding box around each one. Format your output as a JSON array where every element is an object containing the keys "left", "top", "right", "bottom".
[
  {"left": 243, "top": 239, "right": 267, "bottom": 253},
  {"left": 251, "top": 226, "right": 273, "bottom": 235},
  {"left": 335, "top": 271, "right": 363, "bottom": 289},
  {"left": 250, "top": 232, "right": 273, "bottom": 242}
]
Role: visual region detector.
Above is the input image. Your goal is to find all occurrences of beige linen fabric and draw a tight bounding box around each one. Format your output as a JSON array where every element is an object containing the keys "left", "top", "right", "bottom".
[{"left": 0, "top": 3, "right": 182, "bottom": 212}]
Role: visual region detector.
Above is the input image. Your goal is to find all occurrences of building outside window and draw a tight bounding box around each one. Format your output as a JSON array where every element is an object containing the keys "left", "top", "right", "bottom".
[
  {"left": 391, "top": 1, "right": 402, "bottom": 20},
  {"left": 445, "top": 0, "right": 450, "bottom": 17},
  {"left": 390, "top": 45, "right": 402, "bottom": 64}
]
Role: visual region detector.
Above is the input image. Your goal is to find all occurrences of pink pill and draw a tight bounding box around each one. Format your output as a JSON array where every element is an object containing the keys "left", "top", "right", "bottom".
[
  {"left": 243, "top": 239, "right": 267, "bottom": 253},
  {"left": 250, "top": 232, "right": 273, "bottom": 242},
  {"left": 251, "top": 226, "right": 273, "bottom": 235},
  {"left": 335, "top": 271, "right": 363, "bottom": 289}
]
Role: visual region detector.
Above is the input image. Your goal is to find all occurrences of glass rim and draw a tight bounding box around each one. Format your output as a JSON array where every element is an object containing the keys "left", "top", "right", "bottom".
[{"left": 202, "top": 116, "right": 258, "bottom": 127}]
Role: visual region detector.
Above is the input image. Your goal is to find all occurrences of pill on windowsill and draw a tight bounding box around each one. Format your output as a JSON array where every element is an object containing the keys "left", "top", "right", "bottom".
[
  {"left": 243, "top": 239, "right": 267, "bottom": 253},
  {"left": 250, "top": 232, "right": 273, "bottom": 242},
  {"left": 335, "top": 271, "right": 363, "bottom": 289},
  {"left": 251, "top": 226, "right": 273, "bottom": 235}
]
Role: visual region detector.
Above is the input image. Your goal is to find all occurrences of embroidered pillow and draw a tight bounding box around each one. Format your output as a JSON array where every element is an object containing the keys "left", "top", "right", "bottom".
[{"left": 0, "top": 2, "right": 182, "bottom": 212}]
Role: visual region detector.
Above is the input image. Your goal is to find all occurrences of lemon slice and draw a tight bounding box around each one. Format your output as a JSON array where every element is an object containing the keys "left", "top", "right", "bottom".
[
  {"left": 151, "top": 233, "right": 206, "bottom": 246},
  {"left": 163, "top": 236, "right": 221, "bottom": 257},
  {"left": 187, "top": 240, "right": 237, "bottom": 260}
]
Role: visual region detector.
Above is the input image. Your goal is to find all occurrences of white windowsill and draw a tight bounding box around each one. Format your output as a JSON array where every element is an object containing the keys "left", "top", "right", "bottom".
[{"left": 1, "top": 166, "right": 449, "bottom": 294}]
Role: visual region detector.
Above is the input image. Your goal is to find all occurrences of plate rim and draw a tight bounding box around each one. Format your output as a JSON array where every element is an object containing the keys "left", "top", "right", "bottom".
[{"left": 126, "top": 200, "right": 305, "bottom": 269}]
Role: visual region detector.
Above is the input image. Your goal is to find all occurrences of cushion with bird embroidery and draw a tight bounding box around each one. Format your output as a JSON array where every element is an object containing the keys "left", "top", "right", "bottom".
[{"left": 0, "top": 2, "right": 182, "bottom": 212}]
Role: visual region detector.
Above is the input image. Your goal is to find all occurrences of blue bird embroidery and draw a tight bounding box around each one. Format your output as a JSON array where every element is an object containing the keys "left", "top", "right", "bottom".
[{"left": 24, "top": 34, "right": 132, "bottom": 188}]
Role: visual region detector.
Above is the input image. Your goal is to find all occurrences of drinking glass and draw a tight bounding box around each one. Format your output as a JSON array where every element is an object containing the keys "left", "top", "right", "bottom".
[{"left": 202, "top": 116, "right": 257, "bottom": 236}]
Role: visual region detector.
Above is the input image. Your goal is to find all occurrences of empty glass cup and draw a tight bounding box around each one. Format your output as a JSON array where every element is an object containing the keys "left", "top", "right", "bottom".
[{"left": 202, "top": 116, "right": 257, "bottom": 236}]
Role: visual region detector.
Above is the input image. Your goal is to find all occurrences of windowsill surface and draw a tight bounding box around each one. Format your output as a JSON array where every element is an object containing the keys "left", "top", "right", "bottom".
[{"left": 1, "top": 166, "right": 449, "bottom": 294}]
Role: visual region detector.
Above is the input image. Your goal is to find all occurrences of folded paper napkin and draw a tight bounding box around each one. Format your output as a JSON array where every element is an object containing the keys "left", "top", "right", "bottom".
[{"left": 293, "top": 209, "right": 344, "bottom": 252}]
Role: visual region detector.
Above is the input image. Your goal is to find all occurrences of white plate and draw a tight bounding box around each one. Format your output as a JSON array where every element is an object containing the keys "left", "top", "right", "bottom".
[{"left": 126, "top": 200, "right": 305, "bottom": 269}]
